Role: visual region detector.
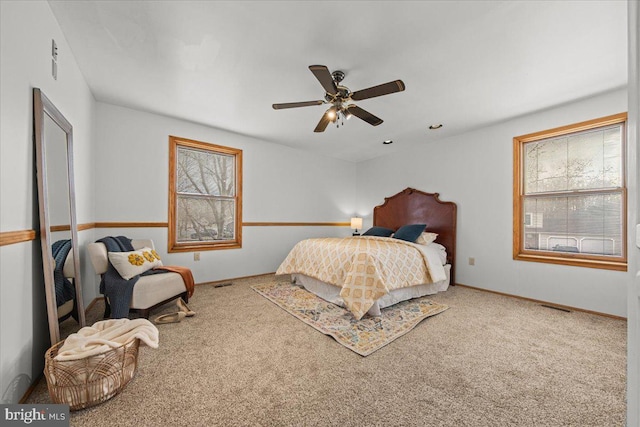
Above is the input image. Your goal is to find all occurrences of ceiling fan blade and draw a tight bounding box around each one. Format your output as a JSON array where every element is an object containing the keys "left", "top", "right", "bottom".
[
  {"left": 272, "top": 100, "right": 324, "bottom": 110},
  {"left": 309, "top": 65, "right": 338, "bottom": 96},
  {"left": 350, "top": 80, "right": 406, "bottom": 101},
  {"left": 347, "top": 105, "right": 383, "bottom": 126},
  {"left": 314, "top": 106, "right": 337, "bottom": 133}
]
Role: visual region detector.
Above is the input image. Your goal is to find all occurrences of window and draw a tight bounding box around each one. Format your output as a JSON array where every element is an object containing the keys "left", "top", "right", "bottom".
[
  {"left": 513, "top": 113, "right": 627, "bottom": 271},
  {"left": 168, "top": 136, "right": 242, "bottom": 252}
]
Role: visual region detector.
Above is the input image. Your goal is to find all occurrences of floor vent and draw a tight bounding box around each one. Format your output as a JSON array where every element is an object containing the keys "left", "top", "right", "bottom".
[
  {"left": 541, "top": 304, "right": 571, "bottom": 313},
  {"left": 214, "top": 282, "right": 233, "bottom": 288}
]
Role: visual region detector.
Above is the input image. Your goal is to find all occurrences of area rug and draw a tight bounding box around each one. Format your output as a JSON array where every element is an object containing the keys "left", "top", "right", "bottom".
[{"left": 251, "top": 281, "right": 449, "bottom": 356}]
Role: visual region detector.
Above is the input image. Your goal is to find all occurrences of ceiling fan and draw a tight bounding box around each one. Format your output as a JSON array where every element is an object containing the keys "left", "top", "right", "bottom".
[{"left": 272, "top": 65, "right": 406, "bottom": 133}]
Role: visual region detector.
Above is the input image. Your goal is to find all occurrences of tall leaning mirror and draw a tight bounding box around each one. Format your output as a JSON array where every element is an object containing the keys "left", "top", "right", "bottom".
[{"left": 34, "top": 88, "right": 86, "bottom": 345}]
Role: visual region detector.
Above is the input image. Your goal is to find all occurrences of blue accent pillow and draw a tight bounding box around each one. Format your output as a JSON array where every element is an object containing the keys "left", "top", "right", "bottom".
[
  {"left": 393, "top": 224, "right": 427, "bottom": 242},
  {"left": 362, "top": 226, "right": 394, "bottom": 237}
]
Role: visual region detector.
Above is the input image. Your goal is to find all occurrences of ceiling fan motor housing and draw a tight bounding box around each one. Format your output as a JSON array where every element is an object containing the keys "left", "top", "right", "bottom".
[
  {"left": 331, "top": 70, "right": 345, "bottom": 83},
  {"left": 325, "top": 86, "right": 351, "bottom": 102}
]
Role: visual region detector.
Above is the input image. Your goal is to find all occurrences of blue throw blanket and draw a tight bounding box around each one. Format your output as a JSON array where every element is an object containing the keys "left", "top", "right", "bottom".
[
  {"left": 98, "top": 236, "right": 137, "bottom": 318},
  {"left": 97, "top": 236, "right": 168, "bottom": 318},
  {"left": 52, "top": 239, "right": 75, "bottom": 307}
]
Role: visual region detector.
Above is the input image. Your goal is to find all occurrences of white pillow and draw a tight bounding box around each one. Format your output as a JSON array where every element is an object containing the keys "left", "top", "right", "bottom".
[
  {"left": 428, "top": 242, "right": 448, "bottom": 265},
  {"left": 415, "top": 232, "right": 438, "bottom": 246},
  {"left": 108, "top": 247, "right": 163, "bottom": 280}
]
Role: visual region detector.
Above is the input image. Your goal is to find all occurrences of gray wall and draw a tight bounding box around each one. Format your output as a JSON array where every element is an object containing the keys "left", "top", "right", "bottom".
[
  {"left": 90, "top": 102, "right": 356, "bottom": 290},
  {"left": 0, "top": 0, "right": 356, "bottom": 404},
  {"left": 0, "top": 1, "right": 96, "bottom": 404},
  {"left": 356, "top": 89, "right": 629, "bottom": 317},
  {"left": 626, "top": 0, "right": 640, "bottom": 424},
  {"left": 0, "top": 0, "right": 635, "bottom": 411}
]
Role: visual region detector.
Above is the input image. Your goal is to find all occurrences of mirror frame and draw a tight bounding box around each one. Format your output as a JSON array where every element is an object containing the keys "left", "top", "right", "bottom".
[{"left": 33, "top": 88, "right": 86, "bottom": 345}]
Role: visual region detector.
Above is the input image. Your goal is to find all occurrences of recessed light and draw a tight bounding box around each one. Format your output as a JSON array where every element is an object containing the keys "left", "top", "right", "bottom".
[
  {"left": 429, "top": 124, "right": 443, "bottom": 130},
  {"left": 383, "top": 140, "right": 393, "bottom": 145}
]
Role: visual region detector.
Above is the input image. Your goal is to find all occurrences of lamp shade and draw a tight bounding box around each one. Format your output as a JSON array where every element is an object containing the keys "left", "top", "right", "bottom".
[{"left": 350, "top": 217, "right": 363, "bottom": 230}]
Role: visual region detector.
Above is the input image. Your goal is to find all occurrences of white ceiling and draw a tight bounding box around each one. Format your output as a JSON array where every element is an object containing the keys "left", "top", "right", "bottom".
[{"left": 48, "top": 1, "right": 627, "bottom": 162}]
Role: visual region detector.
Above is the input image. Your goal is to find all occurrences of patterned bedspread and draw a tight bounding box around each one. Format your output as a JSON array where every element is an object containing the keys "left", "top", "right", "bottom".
[{"left": 276, "top": 236, "right": 447, "bottom": 319}]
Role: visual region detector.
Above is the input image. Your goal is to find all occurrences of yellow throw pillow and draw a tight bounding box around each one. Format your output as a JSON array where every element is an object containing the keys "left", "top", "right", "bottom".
[{"left": 107, "top": 247, "right": 162, "bottom": 280}]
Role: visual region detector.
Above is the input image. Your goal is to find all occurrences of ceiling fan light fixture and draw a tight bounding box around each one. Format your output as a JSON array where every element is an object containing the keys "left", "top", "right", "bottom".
[
  {"left": 273, "top": 65, "right": 405, "bottom": 133},
  {"left": 383, "top": 140, "right": 393, "bottom": 145}
]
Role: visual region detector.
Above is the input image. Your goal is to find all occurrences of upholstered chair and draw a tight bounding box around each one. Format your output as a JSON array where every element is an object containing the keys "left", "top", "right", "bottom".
[{"left": 87, "top": 239, "right": 188, "bottom": 318}]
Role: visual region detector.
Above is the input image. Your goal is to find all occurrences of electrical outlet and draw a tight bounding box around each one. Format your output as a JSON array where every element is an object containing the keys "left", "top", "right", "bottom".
[
  {"left": 194, "top": 252, "right": 200, "bottom": 261},
  {"left": 468, "top": 257, "right": 475, "bottom": 266}
]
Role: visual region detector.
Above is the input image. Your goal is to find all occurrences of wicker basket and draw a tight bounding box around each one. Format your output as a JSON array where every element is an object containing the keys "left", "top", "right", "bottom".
[{"left": 44, "top": 338, "right": 140, "bottom": 411}]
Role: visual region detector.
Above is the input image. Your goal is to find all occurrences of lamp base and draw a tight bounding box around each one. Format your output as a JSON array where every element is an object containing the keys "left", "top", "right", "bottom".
[{"left": 352, "top": 232, "right": 361, "bottom": 236}]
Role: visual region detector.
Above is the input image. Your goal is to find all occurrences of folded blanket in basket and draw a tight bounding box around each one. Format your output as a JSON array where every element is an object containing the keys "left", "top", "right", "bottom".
[{"left": 55, "top": 318, "right": 159, "bottom": 361}]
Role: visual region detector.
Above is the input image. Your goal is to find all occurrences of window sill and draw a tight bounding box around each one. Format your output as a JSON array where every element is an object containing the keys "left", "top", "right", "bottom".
[
  {"left": 169, "top": 242, "right": 242, "bottom": 253},
  {"left": 514, "top": 252, "right": 627, "bottom": 271}
]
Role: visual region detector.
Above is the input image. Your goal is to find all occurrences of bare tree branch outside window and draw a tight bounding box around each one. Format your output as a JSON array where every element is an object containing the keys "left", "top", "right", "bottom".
[{"left": 169, "top": 137, "right": 242, "bottom": 252}]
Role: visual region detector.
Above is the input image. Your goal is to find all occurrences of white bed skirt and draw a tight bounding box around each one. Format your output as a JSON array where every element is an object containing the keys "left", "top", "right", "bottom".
[{"left": 292, "top": 264, "right": 451, "bottom": 317}]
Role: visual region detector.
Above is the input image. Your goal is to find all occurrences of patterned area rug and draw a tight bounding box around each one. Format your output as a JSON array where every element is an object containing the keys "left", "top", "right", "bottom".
[{"left": 251, "top": 281, "right": 449, "bottom": 356}]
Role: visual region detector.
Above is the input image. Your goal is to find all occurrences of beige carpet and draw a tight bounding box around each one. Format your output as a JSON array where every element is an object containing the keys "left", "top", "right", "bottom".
[{"left": 29, "top": 274, "right": 626, "bottom": 426}]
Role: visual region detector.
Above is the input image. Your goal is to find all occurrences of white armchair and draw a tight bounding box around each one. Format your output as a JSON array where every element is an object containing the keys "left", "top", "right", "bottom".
[{"left": 87, "top": 239, "right": 188, "bottom": 319}]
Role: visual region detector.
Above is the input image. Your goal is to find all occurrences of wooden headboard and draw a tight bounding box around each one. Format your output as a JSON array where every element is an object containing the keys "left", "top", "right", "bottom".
[{"left": 373, "top": 187, "right": 457, "bottom": 285}]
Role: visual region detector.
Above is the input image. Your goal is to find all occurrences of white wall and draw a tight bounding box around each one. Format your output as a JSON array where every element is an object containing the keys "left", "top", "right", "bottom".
[
  {"left": 0, "top": 1, "right": 96, "bottom": 403},
  {"left": 356, "top": 88, "right": 629, "bottom": 317},
  {"left": 0, "top": 0, "right": 631, "bottom": 408},
  {"left": 91, "top": 103, "right": 356, "bottom": 289},
  {"left": 627, "top": 0, "right": 640, "bottom": 424},
  {"left": 0, "top": 1, "right": 355, "bottom": 400}
]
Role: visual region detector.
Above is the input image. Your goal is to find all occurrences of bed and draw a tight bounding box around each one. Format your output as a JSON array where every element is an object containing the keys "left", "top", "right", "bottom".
[{"left": 276, "top": 188, "right": 457, "bottom": 319}]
